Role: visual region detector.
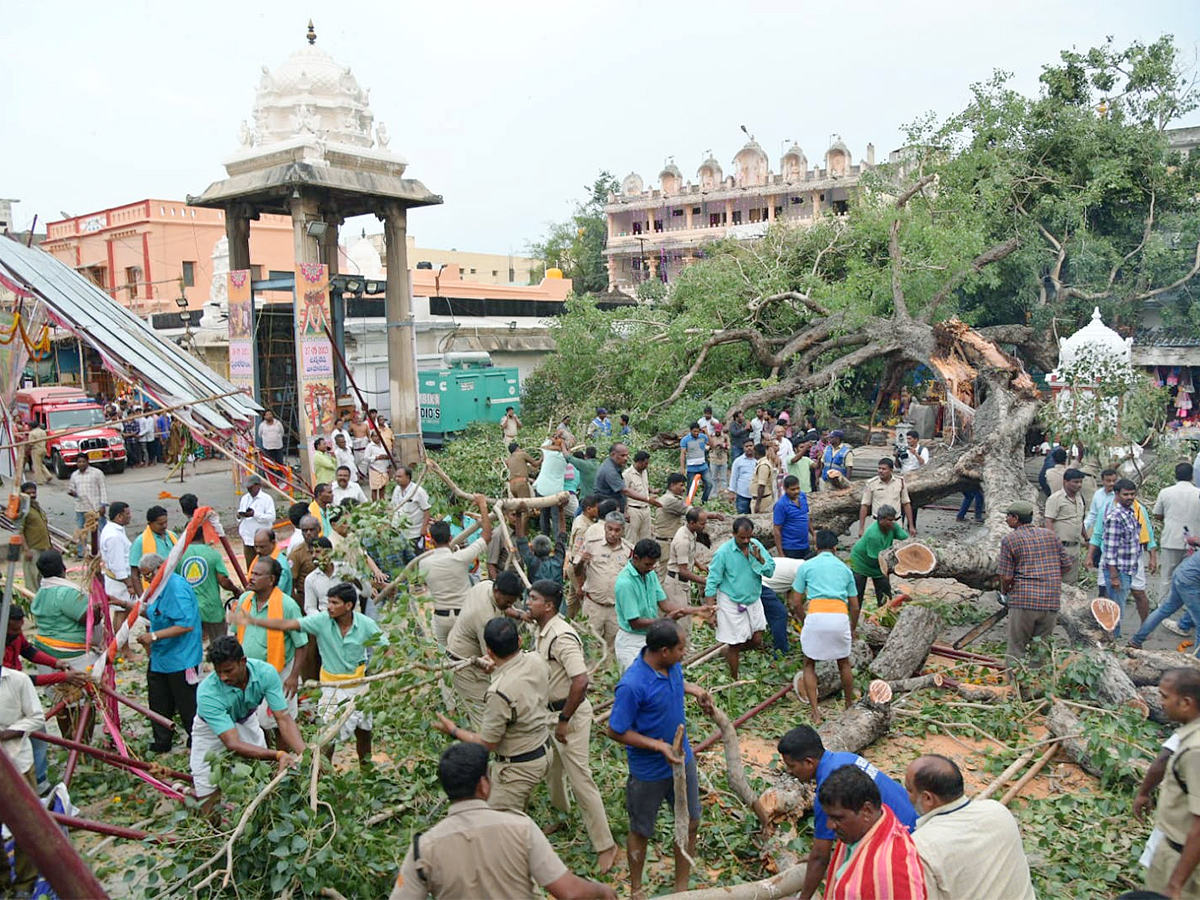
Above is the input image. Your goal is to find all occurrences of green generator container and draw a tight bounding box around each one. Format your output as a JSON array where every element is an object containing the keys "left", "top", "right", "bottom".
[{"left": 418, "top": 352, "right": 520, "bottom": 444}]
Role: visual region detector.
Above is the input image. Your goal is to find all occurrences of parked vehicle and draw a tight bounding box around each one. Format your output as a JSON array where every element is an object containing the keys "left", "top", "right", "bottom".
[{"left": 14, "top": 386, "right": 127, "bottom": 478}]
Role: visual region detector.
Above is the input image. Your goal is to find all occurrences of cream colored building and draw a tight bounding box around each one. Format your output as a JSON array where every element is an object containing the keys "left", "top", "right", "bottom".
[
  {"left": 361, "top": 234, "right": 540, "bottom": 286},
  {"left": 604, "top": 135, "right": 877, "bottom": 291}
]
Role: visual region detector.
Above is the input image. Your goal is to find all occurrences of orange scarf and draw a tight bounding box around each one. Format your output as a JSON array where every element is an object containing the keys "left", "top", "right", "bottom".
[
  {"left": 236, "top": 587, "right": 287, "bottom": 672},
  {"left": 141, "top": 527, "right": 177, "bottom": 556}
]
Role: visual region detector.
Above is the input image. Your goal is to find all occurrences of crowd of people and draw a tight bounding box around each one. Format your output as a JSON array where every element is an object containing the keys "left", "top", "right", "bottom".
[{"left": 5, "top": 398, "right": 1200, "bottom": 898}]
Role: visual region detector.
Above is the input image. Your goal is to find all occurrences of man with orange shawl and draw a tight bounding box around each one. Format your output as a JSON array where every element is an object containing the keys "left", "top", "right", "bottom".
[{"left": 819, "top": 765, "right": 926, "bottom": 900}]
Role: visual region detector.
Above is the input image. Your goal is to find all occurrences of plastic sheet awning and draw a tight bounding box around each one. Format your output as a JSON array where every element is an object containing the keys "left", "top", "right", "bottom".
[{"left": 0, "top": 236, "right": 260, "bottom": 433}]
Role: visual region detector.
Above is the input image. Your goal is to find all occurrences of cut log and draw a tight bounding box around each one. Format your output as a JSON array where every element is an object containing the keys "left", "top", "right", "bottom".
[
  {"left": 858, "top": 621, "right": 890, "bottom": 653},
  {"left": 892, "top": 542, "right": 938, "bottom": 576},
  {"left": 821, "top": 699, "right": 892, "bottom": 753},
  {"left": 670, "top": 725, "right": 691, "bottom": 859},
  {"left": 1063, "top": 651, "right": 1147, "bottom": 716},
  {"left": 652, "top": 862, "right": 807, "bottom": 900},
  {"left": 1046, "top": 701, "right": 1148, "bottom": 782},
  {"left": 1121, "top": 648, "right": 1200, "bottom": 686},
  {"left": 816, "top": 640, "right": 873, "bottom": 699},
  {"left": 889, "top": 673, "right": 944, "bottom": 693},
  {"left": 704, "top": 705, "right": 769, "bottom": 829},
  {"left": 869, "top": 605, "right": 942, "bottom": 681},
  {"left": 758, "top": 699, "right": 892, "bottom": 822},
  {"left": 1140, "top": 686, "right": 1170, "bottom": 725},
  {"left": 1059, "top": 585, "right": 1111, "bottom": 647}
]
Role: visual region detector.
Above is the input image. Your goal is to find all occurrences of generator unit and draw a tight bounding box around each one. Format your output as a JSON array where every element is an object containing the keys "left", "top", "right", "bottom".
[{"left": 418, "top": 352, "right": 520, "bottom": 445}]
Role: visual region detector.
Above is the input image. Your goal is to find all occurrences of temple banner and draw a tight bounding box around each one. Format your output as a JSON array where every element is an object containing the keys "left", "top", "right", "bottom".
[
  {"left": 226, "top": 269, "right": 254, "bottom": 392},
  {"left": 296, "top": 263, "right": 336, "bottom": 456}
]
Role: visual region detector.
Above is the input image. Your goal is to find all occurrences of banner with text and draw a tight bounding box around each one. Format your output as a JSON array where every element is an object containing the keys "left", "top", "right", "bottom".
[{"left": 296, "top": 263, "right": 336, "bottom": 459}]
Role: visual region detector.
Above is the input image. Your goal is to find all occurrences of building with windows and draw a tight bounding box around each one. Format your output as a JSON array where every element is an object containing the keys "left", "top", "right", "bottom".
[
  {"left": 41, "top": 200, "right": 295, "bottom": 313},
  {"left": 603, "top": 135, "right": 877, "bottom": 291}
]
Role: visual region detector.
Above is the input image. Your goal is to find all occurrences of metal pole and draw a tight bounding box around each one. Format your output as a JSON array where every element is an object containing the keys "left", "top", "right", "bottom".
[
  {"left": 321, "top": 323, "right": 395, "bottom": 468},
  {"left": 0, "top": 744, "right": 109, "bottom": 899}
]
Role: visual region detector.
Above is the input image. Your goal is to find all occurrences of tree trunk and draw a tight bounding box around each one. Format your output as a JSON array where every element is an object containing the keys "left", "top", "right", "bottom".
[
  {"left": 889, "top": 674, "right": 944, "bottom": 693},
  {"left": 858, "top": 621, "right": 890, "bottom": 653},
  {"left": 1070, "top": 651, "right": 1147, "bottom": 715},
  {"left": 1121, "top": 648, "right": 1200, "bottom": 686},
  {"left": 1058, "top": 585, "right": 1113, "bottom": 648},
  {"left": 1140, "top": 686, "right": 1170, "bottom": 725},
  {"left": 816, "top": 640, "right": 873, "bottom": 699},
  {"left": 1047, "top": 700, "right": 1148, "bottom": 782},
  {"left": 869, "top": 606, "right": 942, "bottom": 681}
]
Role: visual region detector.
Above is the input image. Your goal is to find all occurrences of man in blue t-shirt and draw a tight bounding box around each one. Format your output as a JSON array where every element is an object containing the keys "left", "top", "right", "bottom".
[
  {"left": 607, "top": 620, "right": 714, "bottom": 898},
  {"left": 678, "top": 423, "right": 711, "bottom": 503},
  {"left": 772, "top": 475, "right": 813, "bottom": 559},
  {"left": 777, "top": 725, "right": 917, "bottom": 900}
]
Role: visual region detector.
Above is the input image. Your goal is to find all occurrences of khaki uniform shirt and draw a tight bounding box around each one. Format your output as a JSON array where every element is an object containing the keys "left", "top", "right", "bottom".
[
  {"left": 535, "top": 615, "right": 587, "bottom": 706},
  {"left": 391, "top": 799, "right": 567, "bottom": 900},
  {"left": 752, "top": 459, "right": 774, "bottom": 513},
  {"left": 654, "top": 493, "right": 688, "bottom": 540},
  {"left": 668, "top": 524, "right": 697, "bottom": 575},
  {"left": 581, "top": 537, "right": 632, "bottom": 606},
  {"left": 861, "top": 475, "right": 910, "bottom": 518},
  {"left": 505, "top": 450, "right": 537, "bottom": 482},
  {"left": 1045, "top": 464, "right": 1067, "bottom": 497},
  {"left": 1045, "top": 490, "right": 1085, "bottom": 544},
  {"left": 1156, "top": 718, "right": 1200, "bottom": 843},
  {"left": 623, "top": 466, "right": 651, "bottom": 510},
  {"left": 568, "top": 514, "right": 594, "bottom": 564},
  {"left": 419, "top": 538, "right": 487, "bottom": 611},
  {"left": 479, "top": 651, "right": 550, "bottom": 757},
  {"left": 446, "top": 581, "right": 500, "bottom": 661}
]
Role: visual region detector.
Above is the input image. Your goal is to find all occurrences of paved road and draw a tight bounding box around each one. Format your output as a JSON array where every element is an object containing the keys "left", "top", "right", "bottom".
[{"left": 25, "top": 457, "right": 267, "bottom": 550}]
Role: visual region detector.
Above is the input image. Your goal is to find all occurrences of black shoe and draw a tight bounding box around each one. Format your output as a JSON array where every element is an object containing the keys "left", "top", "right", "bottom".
[{"left": 148, "top": 743, "right": 172, "bottom": 754}]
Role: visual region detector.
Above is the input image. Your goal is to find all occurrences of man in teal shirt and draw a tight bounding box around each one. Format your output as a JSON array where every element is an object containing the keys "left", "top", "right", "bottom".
[
  {"left": 129, "top": 505, "right": 178, "bottom": 568},
  {"left": 190, "top": 636, "right": 305, "bottom": 807},
  {"left": 232, "top": 557, "right": 309, "bottom": 743},
  {"left": 704, "top": 518, "right": 775, "bottom": 678},
  {"left": 789, "top": 530, "right": 858, "bottom": 723},
  {"left": 614, "top": 540, "right": 677, "bottom": 671},
  {"left": 233, "top": 581, "right": 386, "bottom": 768}
]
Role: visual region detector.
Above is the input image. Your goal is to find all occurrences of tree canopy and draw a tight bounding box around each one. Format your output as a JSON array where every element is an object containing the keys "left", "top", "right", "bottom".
[
  {"left": 522, "top": 35, "right": 1200, "bottom": 431},
  {"left": 527, "top": 171, "right": 619, "bottom": 294}
]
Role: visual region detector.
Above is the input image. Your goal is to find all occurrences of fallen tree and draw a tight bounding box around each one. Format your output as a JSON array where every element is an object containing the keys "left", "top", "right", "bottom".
[{"left": 869, "top": 605, "right": 942, "bottom": 681}]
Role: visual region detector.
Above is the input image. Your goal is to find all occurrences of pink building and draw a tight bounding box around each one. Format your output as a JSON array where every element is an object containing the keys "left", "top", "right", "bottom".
[{"left": 41, "top": 200, "right": 294, "bottom": 312}]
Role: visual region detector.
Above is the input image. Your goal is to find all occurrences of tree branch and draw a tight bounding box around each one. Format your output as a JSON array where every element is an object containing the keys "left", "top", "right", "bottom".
[
  {"left": 889, "top": 174, "right": 938, "bottom": 321},
  {"left": 924, "top": 237, "right": 1022, "bottom": 322},
  {"left": 747, "top": 290, "right": 830, "bottom": 318}
]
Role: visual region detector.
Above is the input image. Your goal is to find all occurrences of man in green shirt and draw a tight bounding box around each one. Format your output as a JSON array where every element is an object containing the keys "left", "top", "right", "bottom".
[
  {"left": 190, "top": 636, "right": 305, "bottom": 808},
  {"left": 233, "top": 581, "right": 386, "bottom": 767},
  {"left": 178, "top": 494, "right": 239, "bottom": 644},
  {"left": 849, "top": 504, "right": 909, "bottom": 608}
]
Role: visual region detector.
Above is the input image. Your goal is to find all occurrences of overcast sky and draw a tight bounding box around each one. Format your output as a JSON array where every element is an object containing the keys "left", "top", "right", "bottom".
[{"left": 4, "top": 0, "right": 1196, "bottom": 257}]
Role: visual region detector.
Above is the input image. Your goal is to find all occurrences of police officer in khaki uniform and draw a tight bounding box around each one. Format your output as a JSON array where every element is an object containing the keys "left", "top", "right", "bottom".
[
  {"left": 435, "top": 617, "right": 551, "bottom": 813},
  {"left": 574, "top": 512, "right": 632, "bottom": 658},
  {"left": 445, "top": 572, "right": 525, "bottom": 729},
  {"left": 417, "top": 499, "right": 493, "bottom": 648},
  {"left": 527, "top": 579, "right": 619, "bottom": 873},
  {"left": 1144, "top": 667, "right": 1200, "bottom": 897},
  {"left": 391, "top": 742, "right": 616, "bottom": 900},
  {"left": 655, "top": 473, "right": 690, "bottom": 576},
  {"left": 623, "top": 452, "right": 655, "bottom": 545},
  {"left": 858, "top": 458, "right": 914, "bottom": 536},
  {"left": 665, "top": 508, "right": 717, "bottom": 640}
]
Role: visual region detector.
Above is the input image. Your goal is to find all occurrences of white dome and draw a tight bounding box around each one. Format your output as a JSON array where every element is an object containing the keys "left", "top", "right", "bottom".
[
  {"left": 345, "top": 235, "right": 384, "bottom": 279},
  {"left": 1057, "top": 306, "right": 1132, "bottom": 370},
  {"left": 242, "top": 31, "right": 379, "bottom": 150},
  {"left": 621, "top": 172, "right": 644, "bottom": 196}
]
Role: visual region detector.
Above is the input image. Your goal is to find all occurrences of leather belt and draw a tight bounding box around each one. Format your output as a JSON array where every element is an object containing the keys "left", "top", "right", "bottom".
[
  {"left": 1167, "top": 835, "right": 1185, "bottom": 854},
  {"left": 548, "top": 698, "right": 567, "bottom": 712},
  {"left": 628, "top": 504, "right": 648, "bottom": 510},
  {"left": 1061, "top": 541, "right": 1080, "bottom": 547},
  {"left": 434, "top": 608, "right": 461, "bottom": 617},
  {"left": 495, "top": 742, "right": 549, "bottom": 764},
  {"left": 666, "top": 571, "right": 686, "bottom": 580}
]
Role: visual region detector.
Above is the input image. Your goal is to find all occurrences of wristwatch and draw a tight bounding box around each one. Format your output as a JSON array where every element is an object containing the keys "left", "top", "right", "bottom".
[
  {"left": 150, "top": 632, "right": 158, "bottom": 642},
  {"left": 558, "top": 713, "right": 571, "bottom": 723}
]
